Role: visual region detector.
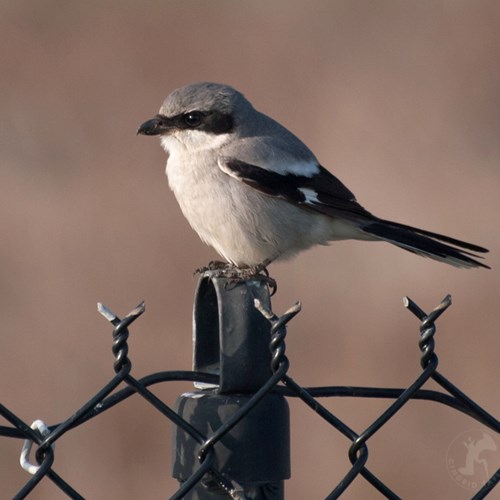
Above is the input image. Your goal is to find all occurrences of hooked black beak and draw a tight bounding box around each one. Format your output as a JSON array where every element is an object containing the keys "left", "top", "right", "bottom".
[{"left": 137, "top": 115, "right": 170, "bottom": 136}]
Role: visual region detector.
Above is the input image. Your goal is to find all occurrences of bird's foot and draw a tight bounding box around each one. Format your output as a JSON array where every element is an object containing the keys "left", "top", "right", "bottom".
[
  {"left": 194, "top": 261, "right": 277, "bottom": 295},
  {"left": 194, "top": 260, "right": 230, "bottom": 275}
]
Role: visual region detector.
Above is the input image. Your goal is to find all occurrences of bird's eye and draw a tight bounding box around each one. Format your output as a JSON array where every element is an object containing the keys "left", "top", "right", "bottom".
[{"left": 183, "top": 111, "right": 203, "bottom": 127}]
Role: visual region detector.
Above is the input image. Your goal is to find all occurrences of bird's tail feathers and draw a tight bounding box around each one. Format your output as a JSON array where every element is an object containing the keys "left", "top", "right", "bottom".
[{"left": 361, "top": 219, "right": 490, "bottom": 269}]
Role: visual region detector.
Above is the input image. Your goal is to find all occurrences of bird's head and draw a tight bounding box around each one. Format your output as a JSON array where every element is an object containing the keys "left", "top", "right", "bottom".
[{"left": 137, "top": 82, "right": 253, "bottom": 152}]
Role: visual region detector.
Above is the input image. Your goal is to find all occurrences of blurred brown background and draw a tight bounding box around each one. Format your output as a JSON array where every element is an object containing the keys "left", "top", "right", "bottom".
[{"left": 1, "top": 1, "right": 499, "bottom": 499}]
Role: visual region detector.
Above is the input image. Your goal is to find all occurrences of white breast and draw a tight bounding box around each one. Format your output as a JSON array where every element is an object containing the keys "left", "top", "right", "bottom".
[{"left": 160, "top": 132, "right": 362, "bottom": 266}]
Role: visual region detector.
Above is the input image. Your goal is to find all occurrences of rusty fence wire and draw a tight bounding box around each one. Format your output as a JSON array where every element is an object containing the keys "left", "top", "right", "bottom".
[{"left": 1, "top": 275, "right": 499, "bottom": 499}]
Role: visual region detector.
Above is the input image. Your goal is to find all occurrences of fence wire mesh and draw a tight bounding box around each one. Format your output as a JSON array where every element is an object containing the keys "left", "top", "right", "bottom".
[{"left": 1, "top": 279, "right": 499, "bottom": 499}]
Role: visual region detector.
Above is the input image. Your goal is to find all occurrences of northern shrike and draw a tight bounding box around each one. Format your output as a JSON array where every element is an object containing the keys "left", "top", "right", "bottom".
[{"left": 138, "top": 82, "right": 489, "bottom": 272}]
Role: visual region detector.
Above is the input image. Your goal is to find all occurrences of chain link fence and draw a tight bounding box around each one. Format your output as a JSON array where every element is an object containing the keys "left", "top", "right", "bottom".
[{"left": 1, "top": 272, "right": 499, "bottom": 499}]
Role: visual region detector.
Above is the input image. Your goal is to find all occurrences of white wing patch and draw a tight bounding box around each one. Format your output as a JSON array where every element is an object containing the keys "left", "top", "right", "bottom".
[{"left": 298, "top": 188, "right": 320, "bottom": 203}]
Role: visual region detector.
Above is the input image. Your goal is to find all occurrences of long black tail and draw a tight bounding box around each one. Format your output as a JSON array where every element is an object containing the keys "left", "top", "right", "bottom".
[{"left": 361, "top": 219, "right": 490, "bottom": 269}]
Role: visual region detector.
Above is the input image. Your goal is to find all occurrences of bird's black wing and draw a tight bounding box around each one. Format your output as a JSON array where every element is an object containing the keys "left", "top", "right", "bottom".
[
  {"left": 220, "top": 158, "right": 374, "bottom": 219},
  {"left": 220, "top": 158, "right": 489, "bottom": 268}
]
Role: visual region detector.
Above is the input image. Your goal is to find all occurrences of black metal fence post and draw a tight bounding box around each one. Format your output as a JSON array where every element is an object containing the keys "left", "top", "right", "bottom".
[{"left": 172, "top": 272, "right": 291, "bottom": 499}]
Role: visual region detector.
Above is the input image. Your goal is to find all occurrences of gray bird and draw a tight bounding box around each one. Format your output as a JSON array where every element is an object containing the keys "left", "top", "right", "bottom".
[{"left": 138, "top": 82, "right": 489, "bottom": 272}]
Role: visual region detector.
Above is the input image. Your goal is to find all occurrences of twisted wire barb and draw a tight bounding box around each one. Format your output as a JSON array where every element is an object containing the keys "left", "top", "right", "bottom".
[{"left": 97, "top": 301, "right": 145, "bottom": 374}]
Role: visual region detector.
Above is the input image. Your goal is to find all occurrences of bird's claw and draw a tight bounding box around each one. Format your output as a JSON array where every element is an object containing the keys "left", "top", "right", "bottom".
[
  {"left": 193, "top": 260, "right": 229, "bottom": 275},
  {"left": 194, "top": 261, "right": 277, "bottom": 295}
]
